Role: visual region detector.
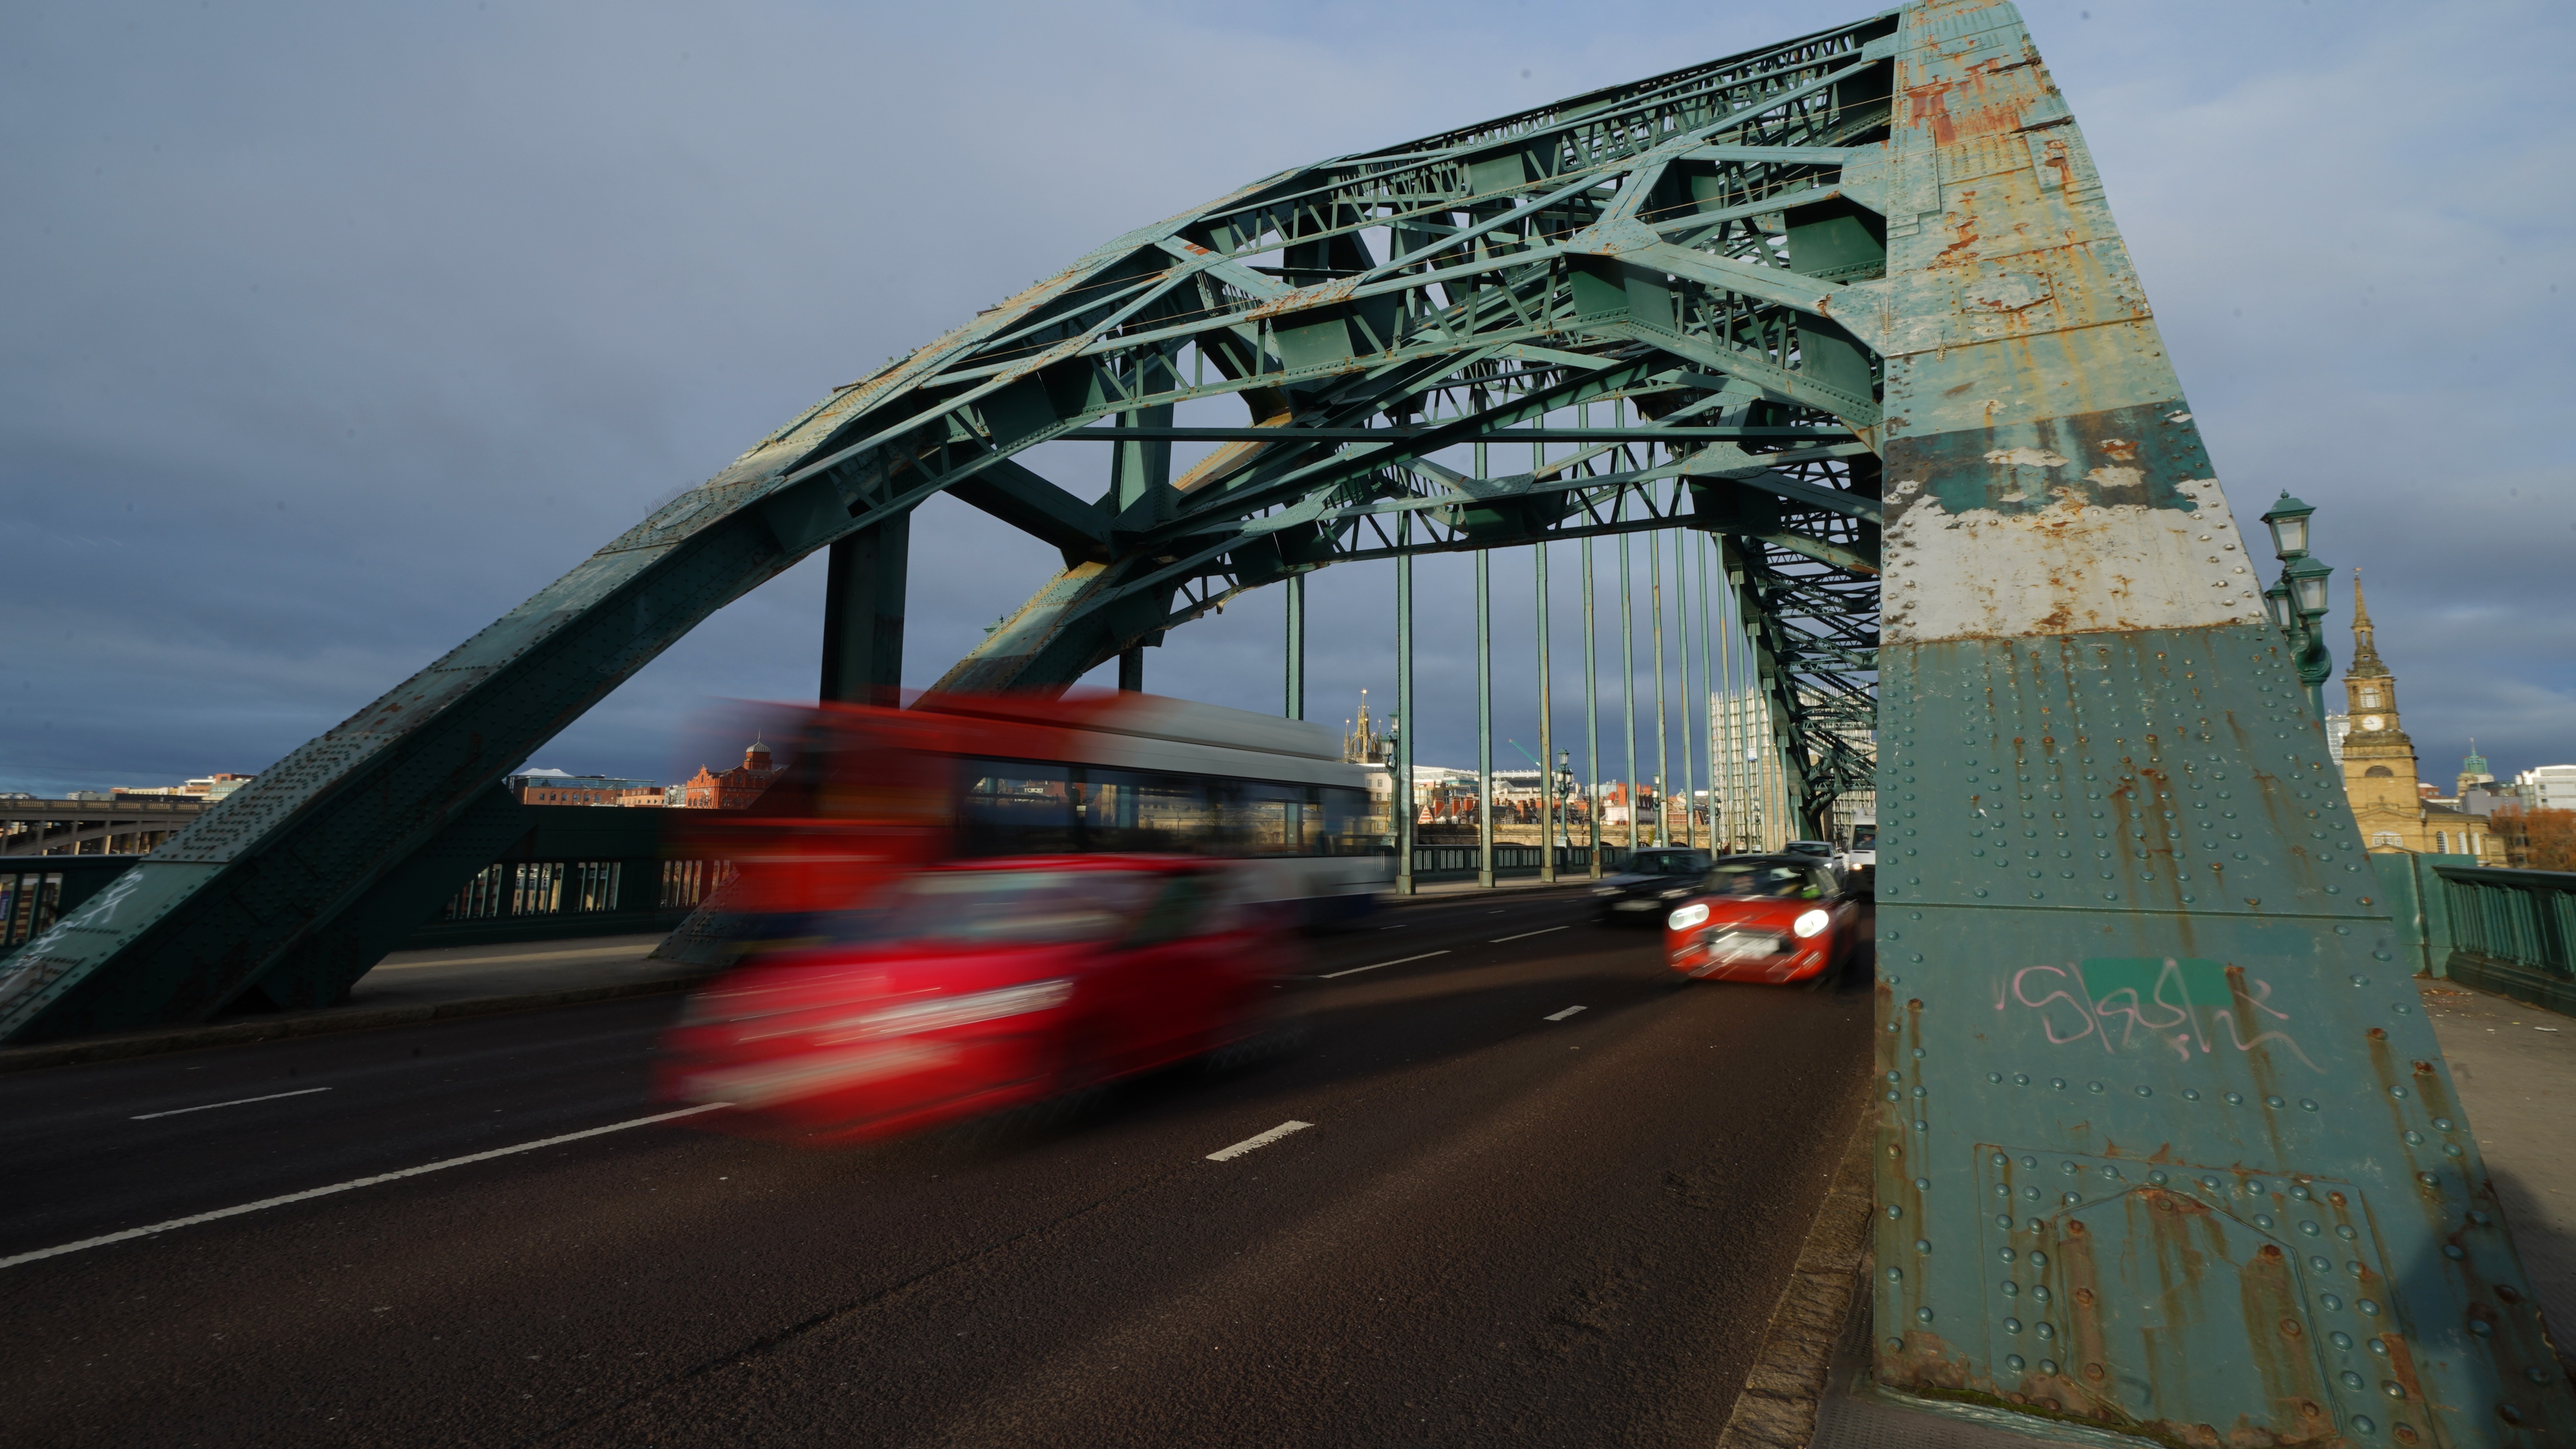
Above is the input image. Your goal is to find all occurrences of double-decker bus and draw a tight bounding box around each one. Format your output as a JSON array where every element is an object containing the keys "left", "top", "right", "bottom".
[{"left": 661, "top": 691, "right": 1390, "bottom": 961}]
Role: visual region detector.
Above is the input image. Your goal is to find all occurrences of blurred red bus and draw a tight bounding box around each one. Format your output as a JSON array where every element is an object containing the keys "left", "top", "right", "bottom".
[
  {"left": 657, "top": 852, "right": 1301, "bottom": 1144},
  {"left": 660, "top": 691, "right": 1393, "bottom": 963}
]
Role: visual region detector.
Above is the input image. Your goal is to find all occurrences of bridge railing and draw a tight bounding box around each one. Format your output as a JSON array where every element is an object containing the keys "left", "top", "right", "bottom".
[
  {"left": 2437, "top": 862, "right": 2576, "bottom": 1015},
  {"left": 0, "top": 806, "right": 721, "bottom": 956},
  {"left": 2371, "top": 853, "right": 2576, "bottom": 1016},
  {"left": 1407, "top": 843, "right": 1627, "bottom": 881}
]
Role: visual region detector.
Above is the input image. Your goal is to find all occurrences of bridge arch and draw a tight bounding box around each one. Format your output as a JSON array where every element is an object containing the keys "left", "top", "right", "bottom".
[{"left": 4, "top": 5, "right": 2569, "bottom": 1441}]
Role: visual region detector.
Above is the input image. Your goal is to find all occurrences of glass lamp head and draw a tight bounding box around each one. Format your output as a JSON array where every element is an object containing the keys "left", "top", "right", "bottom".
[
  {"left": 2260, "top": 492, "right": 2316, "bottom": 560},
  {"left": 2263, "top": 581, "right": 2294, "bottom": 629},
  {"left": 2286, "top": 555, "right": 2332, "bottom": 616}
]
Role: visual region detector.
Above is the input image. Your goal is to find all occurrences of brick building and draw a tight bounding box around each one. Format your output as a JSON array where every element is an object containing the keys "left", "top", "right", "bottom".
[{"left": 681, "top": 740, "right": 779, "bottom": 809}]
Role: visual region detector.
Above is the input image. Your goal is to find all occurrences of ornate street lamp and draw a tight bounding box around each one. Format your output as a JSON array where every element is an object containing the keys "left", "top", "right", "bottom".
[
  {"left": 1557, "top": 749, "right": 1574, "bottom": 849},
  {"left": 2255, "top": 494, "right": 2336, "bottom": 720}
]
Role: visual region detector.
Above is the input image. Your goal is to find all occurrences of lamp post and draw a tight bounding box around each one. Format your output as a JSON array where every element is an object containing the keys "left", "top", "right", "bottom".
[
  {"left": 2258, "top": 492, "right": 2335, "bottom": 720},
  {"left": 1556, "top": 748, "right": 1574, "bottom": 851}
]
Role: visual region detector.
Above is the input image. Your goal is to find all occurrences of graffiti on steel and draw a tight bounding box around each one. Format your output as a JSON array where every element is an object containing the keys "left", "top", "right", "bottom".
[{"left": 1998, "top": 958, "right": 2327, "bottom": 1071}]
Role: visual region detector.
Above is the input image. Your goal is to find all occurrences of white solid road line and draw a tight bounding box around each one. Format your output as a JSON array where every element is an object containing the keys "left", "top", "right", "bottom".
[
  {"left": 0, "top": 1103, "right": 728, "bottom": 1272},
  {"left": 1492, "top": 925, "right": 1570, "bottom": 944},
  {"left": 1207, "top": 1120, "right": 1312, "bottom": 1162},
  {"left": 1318, "top": 950, "right": 1449, "bottom": 980},
  {"left": 1545, "top": 1005, "right": 1588, "bottom": 1022},
  {"left": 132, "top": 1086, "right": 333, "bottom": 1121}
]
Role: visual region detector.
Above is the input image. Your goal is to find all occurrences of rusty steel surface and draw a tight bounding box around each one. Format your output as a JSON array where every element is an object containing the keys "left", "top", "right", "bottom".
[
  {"left": 0, "top": 7, "right": 2568, "bottom": 1439},
  {"left": 1866, "top": 3, "right": 2571, "bottom": 1445}
]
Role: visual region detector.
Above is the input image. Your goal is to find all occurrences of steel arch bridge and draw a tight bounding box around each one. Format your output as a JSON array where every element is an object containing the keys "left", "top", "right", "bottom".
[{"left": 6, "top": 2, "right": 2572, "bottom": 1442}]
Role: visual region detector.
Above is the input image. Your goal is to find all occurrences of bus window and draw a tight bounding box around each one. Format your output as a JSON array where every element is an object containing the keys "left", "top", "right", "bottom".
[
  {"left": 1212, "top": 779, "right": 1305, "bottom": 856},
  {"left": 1318, "top": 785, "right": 1385, "bottom": 856},
  {"left": 1080, "top": 769, "right": 1211, "bottom": 853},
  {"left": 957, "top": 760, "right": 1076, "bottom": 856}
]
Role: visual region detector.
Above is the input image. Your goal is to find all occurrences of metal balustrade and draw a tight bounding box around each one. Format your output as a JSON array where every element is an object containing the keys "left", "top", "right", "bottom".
[
  {"left": 1, "top": 870, "right": 66, "bottom": 949},
  {"left": 1409, "top": 844, "right": 1627, "bottom": 881},
  {"left": 2436, "top": 863, "right": 2576, "bottom": 1016}
]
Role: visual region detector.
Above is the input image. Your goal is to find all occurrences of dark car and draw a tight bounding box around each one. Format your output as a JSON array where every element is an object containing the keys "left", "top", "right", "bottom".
[{"left": 1592, "top": 847, "right": 1714, "bottom": 925}]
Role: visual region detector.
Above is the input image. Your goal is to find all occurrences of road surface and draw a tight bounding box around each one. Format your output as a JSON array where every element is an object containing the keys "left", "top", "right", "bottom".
[{"left": 0, "top": 888, "right": 1872, "bottom": 1447}]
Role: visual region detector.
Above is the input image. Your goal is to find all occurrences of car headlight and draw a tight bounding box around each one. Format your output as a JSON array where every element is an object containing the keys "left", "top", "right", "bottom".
[
  {"left": 1792, "top": 909, "right": 1831, "bottom": 939},
  {"left": 1667, "top": 903, "right": 1710, "bottom": 931}
]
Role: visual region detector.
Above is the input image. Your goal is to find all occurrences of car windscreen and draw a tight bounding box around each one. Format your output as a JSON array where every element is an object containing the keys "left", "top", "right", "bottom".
[
  {"left": 1628, "top": 850, "right": 1710, "bottom": 876},
  {"left": 878, "top": 870, "right": 1159, "bottom": 947},
  {"left": 1848, "top": 827, "right": 1877, "bottom": 851},
  {"left": 1704, "top": 862, "right": 1828, "bottom": 899}
]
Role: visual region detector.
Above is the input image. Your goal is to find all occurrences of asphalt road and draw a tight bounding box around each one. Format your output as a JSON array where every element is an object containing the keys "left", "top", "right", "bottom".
[{"left": 0, "top": 888, "right": 1873, "bottom": 1448}]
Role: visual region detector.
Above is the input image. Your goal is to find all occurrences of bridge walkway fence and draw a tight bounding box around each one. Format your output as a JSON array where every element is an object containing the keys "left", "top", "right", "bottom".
[
  {"left": 0, "top": 806, "right": 717, "bottom": 958},
  {"left": 2372, "top": 853, "right": 2576, "bottom": 1017},
  {"left": 1408, "top": 843, "right": 1628, "bottom": 885},
  {"left": 3, "top": 812, "right": 1622, "bottom": 956}
]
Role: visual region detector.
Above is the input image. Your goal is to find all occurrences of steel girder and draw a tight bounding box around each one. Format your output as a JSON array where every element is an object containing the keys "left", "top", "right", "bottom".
[
  {"left": 6, "top": 7, "right": 2569, "bottom": 1439},
  {"left": 0, "top": 6, "right": 1897, "bottom": 1043}
]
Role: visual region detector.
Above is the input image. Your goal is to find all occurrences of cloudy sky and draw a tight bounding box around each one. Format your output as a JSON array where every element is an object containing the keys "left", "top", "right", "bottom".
[{"left": 4, "top": 0, "right": 2570, "bottom": 798}]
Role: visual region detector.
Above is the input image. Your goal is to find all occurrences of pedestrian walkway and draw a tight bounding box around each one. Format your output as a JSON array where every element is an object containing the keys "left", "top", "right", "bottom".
[
  {"left": 351, "top": 933, "right": 694, "bottom": 1010},
  {"left": 2422, "top": 977, "right": 2576, "bottom": 1370},
  {"left": 1387, "top": 875, "right": 1604, "bottom": 904},
  {"left": 0, "top": 933, "right": 707, "bottom": 1073}
]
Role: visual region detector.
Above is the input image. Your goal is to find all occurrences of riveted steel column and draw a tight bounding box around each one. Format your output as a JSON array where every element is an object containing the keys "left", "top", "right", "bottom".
[
  {"left": 1283, "top": 573, "right": 1304, "bottom": 721},
  {"left": 1717, "top": 548, "right": 1738, "bottom": 851},
  {"left": 819, "top": 508, "right": 910, "bottom": 706},
  {"left": 1695, "top": 533, "right": 1718, "bottom": 855},
  {"left": 1116, "top": 647, "right": 1143, "bottom": 693},
  {"left": 1862, "top": 3, "right": 2571, "bottom": 1443},
  {"left": 1477, "top": 547, "right": 1494, "bottom": 891},
  {"left": 1620, "top": 534, "right": 1638, "bottom": 854},
  {"left": 1583, "top": 536, "right": 1601, "bottom": 878},
  {"left": 1394, "top": 515, "right": 1414, "bottom": 898},
  {"left": 1650, "top": 531, "right": 1669, "bottom": 848},
  {"left": 1674, "top": 531, "right": 1697, "bottom": 849},
  {"left": 1536, "top": 542, "right": 1556, "bottom": 884}
]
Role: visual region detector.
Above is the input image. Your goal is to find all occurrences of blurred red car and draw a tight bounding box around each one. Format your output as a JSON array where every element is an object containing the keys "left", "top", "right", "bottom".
[
  {"left": 1663, "top": 855, "right": 1861, "bottom": 984},
  {"left": 657, "top": 855, "right": 1296, "bottom": 1144}
]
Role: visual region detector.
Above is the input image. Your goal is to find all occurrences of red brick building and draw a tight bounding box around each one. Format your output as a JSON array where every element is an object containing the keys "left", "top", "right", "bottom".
[{"left": 681, "top": 740, "right": 779, "bottom": 809}]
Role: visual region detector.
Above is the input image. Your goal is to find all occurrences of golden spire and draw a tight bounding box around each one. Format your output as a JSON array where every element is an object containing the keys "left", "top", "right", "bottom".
[{"left": 2346, "top": 566, "right": 2388, "bottom": 677}]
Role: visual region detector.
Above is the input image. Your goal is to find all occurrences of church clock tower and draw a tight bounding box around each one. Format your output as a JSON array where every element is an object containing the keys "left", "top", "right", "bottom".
[{"left": 2338, "top": 570, "right": 2424, "bottom": 850}]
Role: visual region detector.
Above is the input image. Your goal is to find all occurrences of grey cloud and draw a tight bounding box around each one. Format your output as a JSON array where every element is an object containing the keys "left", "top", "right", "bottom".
[{"left": 3, "top": 0, "right": 2569, "bottom": 799}]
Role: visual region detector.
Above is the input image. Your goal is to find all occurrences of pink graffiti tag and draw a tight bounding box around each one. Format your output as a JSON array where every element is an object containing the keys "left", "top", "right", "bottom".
[{"left": 1997, "top": 959, "right": 2323, "bottom": 1073}]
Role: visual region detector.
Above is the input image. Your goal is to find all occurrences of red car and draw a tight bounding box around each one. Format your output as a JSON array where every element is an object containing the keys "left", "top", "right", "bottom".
[
  {"left": 1663, "top": 855, "right": 1862, "bottom": 984},
  {"left": 657, "top": 855, "right": 1295, "bottom": 1145}
]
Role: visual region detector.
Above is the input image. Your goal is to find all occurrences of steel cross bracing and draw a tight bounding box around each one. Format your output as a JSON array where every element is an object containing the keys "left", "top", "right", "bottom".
[
  {"left": 7, "top": 6, "right": 2573, "bottom": 1442},
  {"left": 0, "top": 3, "right": 1906, "bottom": 1043}
]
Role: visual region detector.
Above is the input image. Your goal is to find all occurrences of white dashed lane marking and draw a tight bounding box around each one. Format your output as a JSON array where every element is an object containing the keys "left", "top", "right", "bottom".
[
  {"left": 1492, "top": 926, "right": 1569, "bottom": 944},
  {"left": 1545, "top": 1005, "right": 1588, "bottom": 1022},
  {"left": 1318, "top": 951, "right": 1449, "bottom": 980},
  {"left": 132, "top": 1087, "right": 333, "bottom": 1121},
  {"left": 1207, "top": 1121, "right": 1312, "bottom": 1162},
  {"left": 1, "top": 1104, "right": 729, "bottom": 1271}
]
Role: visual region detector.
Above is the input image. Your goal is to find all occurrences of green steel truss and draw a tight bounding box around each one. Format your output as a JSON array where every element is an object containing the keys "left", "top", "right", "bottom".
[{"left": 0, "top": 10, "right": 1904, "bottom": 1049}]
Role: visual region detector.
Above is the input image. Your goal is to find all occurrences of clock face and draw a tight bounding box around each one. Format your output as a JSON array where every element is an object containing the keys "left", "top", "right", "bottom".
[{"left": 2363, "top": 716, "right": 2385, "bottom": 730}]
